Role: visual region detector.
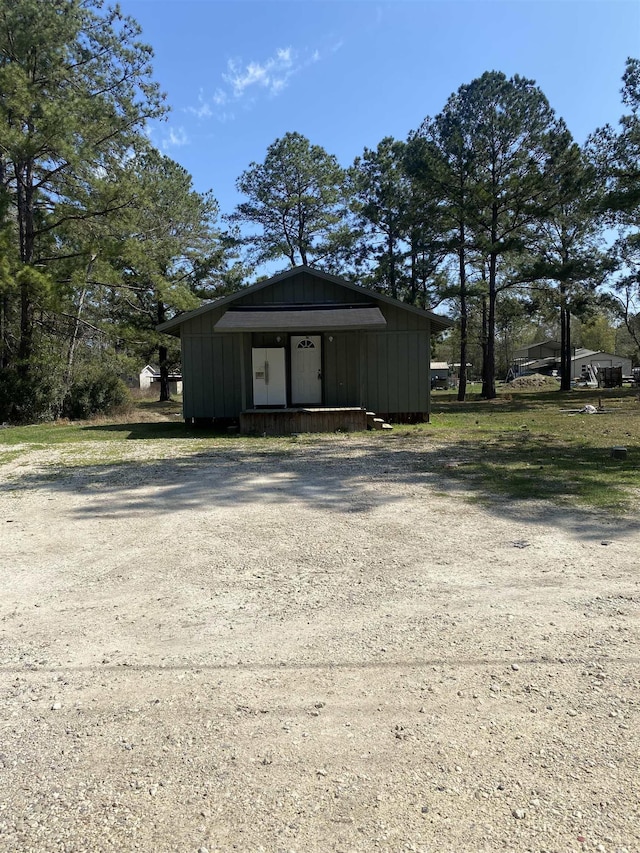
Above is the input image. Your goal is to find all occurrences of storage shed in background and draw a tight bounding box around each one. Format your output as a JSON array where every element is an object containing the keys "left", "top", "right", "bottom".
[{"left": 157, "top": 266, "right": 452, "bottom": 432}]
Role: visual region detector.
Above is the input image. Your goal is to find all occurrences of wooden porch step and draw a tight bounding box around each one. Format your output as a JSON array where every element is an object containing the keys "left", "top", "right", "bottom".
[{"left": 366, "top": 412, "right": 393, "bottom": 431}]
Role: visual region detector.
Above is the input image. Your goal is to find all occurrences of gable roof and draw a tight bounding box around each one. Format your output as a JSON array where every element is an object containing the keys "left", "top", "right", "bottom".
[
  {"left": 515, "top": 339, "right": 561, "bottom": 354},
  {"left": 157, "top": 265, "right": 452, "bottom": 334}
]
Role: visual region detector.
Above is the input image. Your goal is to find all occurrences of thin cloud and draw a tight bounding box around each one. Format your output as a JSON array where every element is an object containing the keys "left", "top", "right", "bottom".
[
  {"left": 213, "top": 88, "right": 228, "bottom": 107},
  {"left": 185, "top": 44, "right": 325, "bottom": 122},
  {"left": 162, "top": 126, "right": 189, "bottom": 150},
  {"left": 223, "top": 46, "right": 296, "bottom": 98},
  {"left": 186, "top": 89, "right": 213, "bottom": 119}
]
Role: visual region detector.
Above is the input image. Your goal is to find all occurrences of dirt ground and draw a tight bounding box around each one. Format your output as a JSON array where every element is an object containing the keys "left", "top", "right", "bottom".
[{"left": 0, "top": 433, "right": 638, "bottom": 853}]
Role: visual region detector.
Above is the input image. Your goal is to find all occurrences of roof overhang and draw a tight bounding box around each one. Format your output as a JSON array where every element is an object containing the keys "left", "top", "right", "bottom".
[
  {"left": 157, "top": 265, "right": 453, "bottom": 335},
  {"left": 213, "top": 305, "right": 386, "bottom": 332}
]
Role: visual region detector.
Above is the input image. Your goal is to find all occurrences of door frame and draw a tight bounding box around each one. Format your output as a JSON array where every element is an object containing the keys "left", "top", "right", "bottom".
[{"left": 288, "top": 333, "right": 324, "bottom": 406}]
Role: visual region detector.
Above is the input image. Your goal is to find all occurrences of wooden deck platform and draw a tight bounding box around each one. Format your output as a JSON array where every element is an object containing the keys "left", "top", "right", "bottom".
[{"left": 239, "top": 407, "right": 367, "bottom": 436}]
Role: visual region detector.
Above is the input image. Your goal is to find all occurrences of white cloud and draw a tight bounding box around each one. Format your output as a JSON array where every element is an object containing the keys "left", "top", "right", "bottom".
[
  {"left": 183, "top": 42, "right": 331, "bottom": 122},
  {"left": 186, "top": 89, "right": 214, "bottom": 119},
  {"left": 162, "top": 126, "right": 189, "bottom": 150},
  {"left": 213, "top": 88, "right": 228, "bottom": 107},
  {"left": 222, "top": 47, "right": 296, "bottom": 98}
]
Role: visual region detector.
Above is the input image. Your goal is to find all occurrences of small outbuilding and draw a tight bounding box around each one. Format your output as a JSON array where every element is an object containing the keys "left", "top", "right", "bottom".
[
  {"left": 512, "top": 341, "right": 632, "bottom": 384},
  {"left": 571, "top": 350, "right": 632, "bottom": 384},
  {"left": 430, "top": 361, "right": 451, "bottom": 390},
  {"left": 138, "top": 365, "right": 183, "bottom": 395},
  {"left": 157, "top": 266, "right": 452, "bottom": 433}
]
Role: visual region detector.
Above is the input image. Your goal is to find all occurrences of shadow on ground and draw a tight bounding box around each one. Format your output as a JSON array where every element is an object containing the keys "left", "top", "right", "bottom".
[
  {"left": 418, "top": 433, "right": 639, "bottom": 513},
  {"left": 4, "top": 436, "right": 638, "bottom": 541},
  {"left": 81, "top": 421, "right": 231, "bottom": 441}
]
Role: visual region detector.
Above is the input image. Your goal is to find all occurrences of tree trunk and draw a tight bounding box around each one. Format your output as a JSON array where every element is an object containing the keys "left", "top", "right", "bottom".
[
  {"left": 16, "top": 160, "right": 36, "bottom": 376},
  {"left": 157, "top": 300, "right": 170, "bottom": 402},
  {"left": 65, "top": 254, "right": 96, "bottom": 389},
  {"left": 559, "top": 284, "right": 572, "bottom": 391},
  {"left": 1, "top": 294, "right": 10, "bottom": 369},
  {"left": 158, "top": 343, "right": 170, "bottom": 402},
  {"left": 388, "top": 228, "right": 397, "bottom": 300},
  {"left": 409, "top": 238, "right": 418, "bottom": 306},
  {"left": 157, "top": 300, "right": 171, "bottom": 403},
  {"left": 480, "top": 290, "right": 488, "bottom": 394},
  {"left": 457, "top": 221, "right": 467, "bottom": 402},
  {"left": 481, "top": 198, "right": 499, "bottom": 399},
  {"left": 0, "top": 159, "right": 9, "bottom": 369}
]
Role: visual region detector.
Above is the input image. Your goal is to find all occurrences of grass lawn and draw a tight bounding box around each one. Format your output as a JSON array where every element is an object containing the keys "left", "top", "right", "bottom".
[
  {"left": 421, "top": 385, "right": 640, "bottom": 513},
  {"left": 1, "top": 386, "right": 638, "bottom": 514}
]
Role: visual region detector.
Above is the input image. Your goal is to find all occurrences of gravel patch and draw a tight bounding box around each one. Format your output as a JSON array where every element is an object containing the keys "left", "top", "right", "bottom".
[{"left": 1, "top": 435, "right": 638, "bottom": 852}]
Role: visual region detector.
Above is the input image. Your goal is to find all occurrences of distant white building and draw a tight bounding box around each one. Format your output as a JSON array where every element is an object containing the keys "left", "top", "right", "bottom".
[
  {"left": 512, "top": 342, "right": 632, "bottom": 383},
  {"left": 571, "top": 350, "right": 632, "bottom": 381},
  {"left": 139, "top": 364, "right": 183, "bottom": 395}
]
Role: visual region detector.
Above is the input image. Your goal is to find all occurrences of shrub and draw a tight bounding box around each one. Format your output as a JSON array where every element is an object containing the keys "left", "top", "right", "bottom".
[
  {"left": 63, "top": 370, "right": 130, "bottom": 420},
  {"left": 0, "top": 366, "right": 63, "bottom": 424}
]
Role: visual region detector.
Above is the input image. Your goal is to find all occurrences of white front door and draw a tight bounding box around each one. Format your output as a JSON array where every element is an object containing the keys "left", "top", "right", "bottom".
[
  {"left": 291, "top": 335, "right": 322, "bottom": 405},
  {"left": 252, "top": 347, "right": 286, "bottom": 406}
]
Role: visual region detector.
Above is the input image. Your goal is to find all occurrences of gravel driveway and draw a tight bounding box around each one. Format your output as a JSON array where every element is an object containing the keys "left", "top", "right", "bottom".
[{"left": 1, "top": 434, "right": 638, "bottom": 852}]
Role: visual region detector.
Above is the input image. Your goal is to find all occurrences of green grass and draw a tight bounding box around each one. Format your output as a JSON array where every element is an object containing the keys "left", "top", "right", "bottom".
[
  {"left": 416, "top": 386, "right": 640, "bottom": 513},
  {"left": 1, "top": 387, "right": 638, "bottom": 513},
  {"left": 0, "top": 399, "right": 193, "bottom": 445},
  {"left": 0, "top": 447, "right": 24, "bottom": 466}
]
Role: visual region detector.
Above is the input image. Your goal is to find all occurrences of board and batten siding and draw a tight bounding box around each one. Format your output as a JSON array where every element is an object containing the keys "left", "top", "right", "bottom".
[
  {"left": 181, "top": 307, "right": 246, "bottom": 419},
  {"left": 358, "top": 302, "right": 431, "bottom": 414},
  {"left": 322, "top": 322, "right": 430, "bottom": 413},
  {"left": 235, "top": 270, "right": 371, "bottom": 306},
  {"left": 361, "top": 330, "right": 430, "bottom": 413},
  {"left": 323, "top": 332, "right": 360, "bottom": 407},
  {"left": 178, "top": 275, "right": 434, "bottom": 419}
]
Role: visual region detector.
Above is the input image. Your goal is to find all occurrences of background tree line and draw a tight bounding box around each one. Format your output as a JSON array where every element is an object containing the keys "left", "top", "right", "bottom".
[{"left": 1, "top": 1, "right": 638, "bottom": 421}]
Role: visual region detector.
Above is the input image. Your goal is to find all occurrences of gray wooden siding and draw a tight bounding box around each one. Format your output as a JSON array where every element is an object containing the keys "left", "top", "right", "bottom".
[
  {"left": 178, "top": 275, "right": 433, "bottom": 419},
  {"left": 323, "top": 333, "right": 359, "bottom": 407},
  {"left": 236, "top": 271, "right": 371, "bottom": 306},
  {"left": 380, "top": 302, "right": 431, "bottom": 332},
  {"left": 362, "top": 329, "right": 430, "bottom": 413},
  {"left": 181, "top": 306, "right": 244, "bottom": 418},
  {"left": 251, "top": 332, "right": 285, "bottom": 348}
]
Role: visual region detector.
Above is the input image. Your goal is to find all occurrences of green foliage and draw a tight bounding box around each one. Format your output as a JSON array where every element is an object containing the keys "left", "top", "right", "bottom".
[
  {"left": 578, "top": 313, "right": 617, "bottom": 353},
  {"left": 594, "top": 57, "right": 640, "bottom": 223},
  {"left": 62, "top": 368, "right": 129, "bottom": 420},
  {"left": 15, "top": 265, "right": 53, "bottom": 302},
  {"left": 230, "top": 132, "right": 351, "bottom": 268},
  {"left": 0, "top": 0, "right": 166, "bottom": 374},
  {"left": 0, "top": 365, "right": 64, "bottom": 424},
  {"left": 411, "top": 71, "right": 567, "bottom": 398},
  {"left": 350, "top": 137, "right": 409, "bottom": 299},
  {"left": 589, "top": 58, "right": 640, "bottom": 362}
]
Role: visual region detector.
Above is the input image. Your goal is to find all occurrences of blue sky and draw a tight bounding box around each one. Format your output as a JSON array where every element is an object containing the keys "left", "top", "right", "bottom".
[{"left": 122, "top": 0, "right": 639, "bottom": 219}]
